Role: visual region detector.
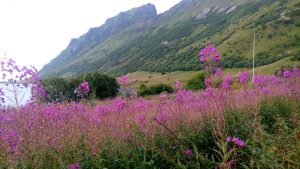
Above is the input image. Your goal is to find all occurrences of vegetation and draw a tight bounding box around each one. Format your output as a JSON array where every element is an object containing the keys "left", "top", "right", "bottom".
[
  {"left": 184, "top": 72, "right": 206, "bottom": 90},
  {"left": 1, "top": 70, "right": 299, "bottom": 168},
  {"left": 137, "top": 83, "right": 174, "bottom": 96},
  {"left": 83, "top": 72, "right": 119, "bottom": 99},
  {"left": 42, "top": 72, "right": 119, "bottom": 102}
]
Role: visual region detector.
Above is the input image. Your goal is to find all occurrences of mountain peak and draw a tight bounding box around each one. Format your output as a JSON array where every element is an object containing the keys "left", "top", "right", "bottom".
[{"left": 105, "top": 3, "right": 157, "bottom": 25}]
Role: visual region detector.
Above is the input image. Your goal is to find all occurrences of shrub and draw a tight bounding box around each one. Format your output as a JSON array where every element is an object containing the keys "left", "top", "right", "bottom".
[
  {"left": 83, "top": 72, "right": 119, "bottom": 99},
  {"left": 42, "top": 77, "right": 69, "bottom": 102},
  {"left": 138, "top": 83, "right": 174, "bottom": 96},
  {"left": 184, "top": 72, "right": 206, "bottom": 90},
  {"left": 66, "top": 77, "right": 84, "bottom": 101},
  {"left": 291, "top": 53, "right": 300, "bottom": 61},
  {"left": 43, "top": 72, "right": 119, "bottom": 102}
]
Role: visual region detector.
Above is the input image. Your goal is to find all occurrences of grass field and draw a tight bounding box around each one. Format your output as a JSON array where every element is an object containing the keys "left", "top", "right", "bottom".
[{"left": 127, "top": 58, "right": 300, "bottom": 88}]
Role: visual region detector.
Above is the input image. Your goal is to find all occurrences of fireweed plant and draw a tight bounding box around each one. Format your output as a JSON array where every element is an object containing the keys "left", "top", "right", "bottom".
[
  {"left": 118, "top": 75, "right": 136, "bottom": 97},
  {"left": 76, "top": 80, "right": 90, "bottom": 98},
  {"left": 0, "top": 58, "right": 46, "bottom": 108},
  {"left": 0, "top": 47, "right": 299, "bottom": 168}
]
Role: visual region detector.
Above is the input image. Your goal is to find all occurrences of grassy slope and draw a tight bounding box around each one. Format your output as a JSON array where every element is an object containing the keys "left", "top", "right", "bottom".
[
  {"left": 105, "top": 0, "right": 300, "bottom": 75},
  {"left": 40, "top": 0, "right": 300, "bottom": 77},
  {"left": 127, "top": 58, "right": 300, "bottom": 87}
]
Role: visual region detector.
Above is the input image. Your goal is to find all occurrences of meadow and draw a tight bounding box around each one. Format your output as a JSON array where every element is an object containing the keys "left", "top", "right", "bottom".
[{"left": 0, "top": 46, "right": 300, "bottom": 169}]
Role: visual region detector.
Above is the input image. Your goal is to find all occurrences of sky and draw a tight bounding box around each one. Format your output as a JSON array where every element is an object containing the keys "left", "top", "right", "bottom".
[{"left": 0, "top": 0, "right": 181, "bottom": 70}]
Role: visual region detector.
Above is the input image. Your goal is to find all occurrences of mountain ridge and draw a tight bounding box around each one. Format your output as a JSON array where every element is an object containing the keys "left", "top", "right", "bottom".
[{"left": 40, "top": 0, "right": 300, "bottom": 77}]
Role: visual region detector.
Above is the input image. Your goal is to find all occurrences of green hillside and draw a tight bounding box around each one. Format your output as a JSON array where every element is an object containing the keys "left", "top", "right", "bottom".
[
  {"left": 126, "top": 58, "right": 300, "bottom": 88},
  {"left": 40, "top": 0, "right": 300, "bottom": 77}
]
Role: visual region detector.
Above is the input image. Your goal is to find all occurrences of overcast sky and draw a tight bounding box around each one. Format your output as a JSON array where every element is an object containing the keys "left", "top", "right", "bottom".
[{"left": 0, "top": 0, "right": 181, "bottom": 70}]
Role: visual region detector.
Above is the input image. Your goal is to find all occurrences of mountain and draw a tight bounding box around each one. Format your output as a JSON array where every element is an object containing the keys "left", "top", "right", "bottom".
[{"left": 40, "top": 0, "right": 300, "bottom": 77}]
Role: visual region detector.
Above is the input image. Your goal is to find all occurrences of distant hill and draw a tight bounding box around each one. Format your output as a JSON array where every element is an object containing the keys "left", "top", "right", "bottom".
[{"left": 39, "top": 0, "right": 300, "bottom": 77}]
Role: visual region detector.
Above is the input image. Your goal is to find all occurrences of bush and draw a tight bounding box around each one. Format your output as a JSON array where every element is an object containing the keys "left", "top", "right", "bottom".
[
  {"left": 291, "top": 54, "right": 300, "bottom": 61},
  {"left": 83, "top": 72, "right": 119, "bottom": 99},
  {"left": 43, "top": 72, "right": 119, "bottom": 102},
  {"left": 138, "top": 83, "right": 174, "bottom": 96},
  {"left": 66, "top": 77, "right": 84, "bottom": 101},
  {"left": 42, "top": 77, "right": 71, "bottom": 102},
  {"left": 184, "top": 72, "right": 206, "bottom": 91}
]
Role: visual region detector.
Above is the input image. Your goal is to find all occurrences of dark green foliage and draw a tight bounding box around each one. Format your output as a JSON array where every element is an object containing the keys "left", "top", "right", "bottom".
[
  {"left": 222, "top": 55, "right": 250, "bottom": 68},
  {"left": 259, "top": 97, "right": 293, "bottom": 133},
  {"left": 42, "top": 77, "right": 70, "bottom": 102},
  {"left": 185, "top": 72, "right": 206, "bottom": 91},
  {"left": 138, "top": 83, "right": 174, "bottom": 96},
  {"left": 42, "top": 72, "right": 119, "bottom": 102},
  {"left": 291, "top": 53, "right": 300, "bottom": 61},
  {"left": 224, "top": 109, "right": 253, "bottom": 142},
  {"left": 42, "top": 76, "right": 83, "bottom": 102},
  {"left": 255, "top": 11, "right": 280, "bottom": 26},
  {"left": 65, "top": 77, "right": 83, "bottom": 101},
  {"left": 255, "top": 50, "right": 289, "bottom": 67},
  {"left": 83, "top": 72, "right": 119, "bottom": 99}
]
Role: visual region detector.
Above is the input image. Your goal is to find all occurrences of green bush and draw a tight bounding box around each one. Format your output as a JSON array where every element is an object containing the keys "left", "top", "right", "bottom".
[
  {"left": 291, "top": 54, "right": 300, "bottom": 61},
  {"left": 42, "top": 77, "right": 72, "bottom": 102},
  {"left": 184, "top": 72, "right": 206, "bottom": 91},
  {"left": 42, "top": 72, "right": 119, "bottom": 102},
  {"left": 138, "top": 83, "right": 174, "bottom": 96},
  {"left": 83, "top": 72, "right": 119, "bottom": 99}
]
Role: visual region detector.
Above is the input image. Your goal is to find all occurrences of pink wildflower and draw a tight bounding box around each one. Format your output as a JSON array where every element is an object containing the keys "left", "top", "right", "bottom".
[
  {"left": 215, "top": 68, "right": 223, "bottom": 78},
  {"left": 199, "top": 45, "right": 219, "bottom": 63},
  {"left": 67, "top": 162, "right": 81, "bottom": 169},
  {"left": 221, "top": 74, "right": 233, "bottom": 89},
  {"left": 254, "top": 75, "right": 266, "bottom": 87},
  {"left": 155, "top": 112, "right": 169, "bottom": 123},
  {"left": 118, "top": 75, "right": 129, "bottom": 86},
  {"left": 205, "top": 77, "right": 213, "bottom": 87},
  {"left": 231, "top": 137, "right": 245, "bottom": 147},
  {"left": 226, "top": 136, "right": 231, "bottom": 143},
  {"left": 175, "top": 81, "right": 182, "bottom": 90},
  {"left": 283, "top": 69, "right": 293, "bottom": 78},
  {"left": 184, "top": 149, "right": 193, "bottom": 156},
  {"left": 135, "top": 114, "right": 146, "bottom": 127},
  {"left": 293, "top": 67, "right": 300, "bottom": 77},
  {"left": 226, "top": 136, "right": 246, "bottom": 147},
  {"left": 77, "top": 80, "right": 90, "bottom": 98},
  {"left": 238, "top": 71, "right": 249, "bottom": 85}
]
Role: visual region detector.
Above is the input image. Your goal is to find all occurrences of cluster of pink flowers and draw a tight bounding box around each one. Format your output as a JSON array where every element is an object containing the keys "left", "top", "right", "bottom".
[
  {"left": 237, "top": 71, "right": 249, "bottom": 85},
  {"left": 199, "top": 45, "right": 221, "bottom": 75},
  {"left": 155, "top": 111, "right": 169, "bottom": 124},
  {"left": 226, "top": 136, "right": 245, "bottom": 147},
  {"left": 215, "top": 68, "right": 223, "bottom": 78},
  {"left": 184, "top": 149, "right": 193, "bottom": 156},
  {"left": 221, "top": 74, "right": 233, "bottom": 89},
  {"left": 118, "top": 75, "right": 137, "bottom": 97},
  {"left": 199, "top": 45, "right": 220, "bottom": 62},
  {"left": 76, "top": 80, "right": 90, "bottom": 98},
  {"left": 118, "top": 75, "right": 129, "bottom": 86},
  {"left": 67, "top": 162, "right": 81, "bottom": 169},
  {"left": 279, "top": 67, "right": 300, "bottom": 78},
  {"left": 254, "top": 75, "right": 266, "bottom": 87},
  {"left": 175, "top": 81, "right": 183, "bottom": 90},
  {"left": 0, "top": 58, "right": 46, "bottom": 107}
]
